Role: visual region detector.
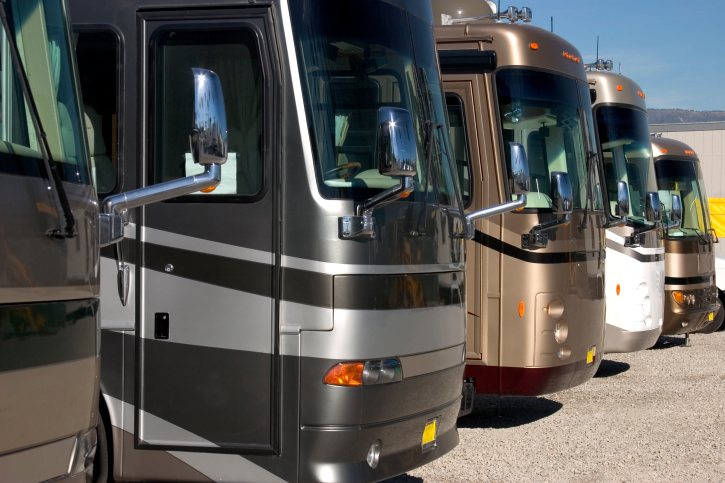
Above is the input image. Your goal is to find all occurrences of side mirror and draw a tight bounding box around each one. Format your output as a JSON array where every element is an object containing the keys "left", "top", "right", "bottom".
[
  {"left": 550, "top": 172, "right": 573, "bottom": 215},
  {"left": 377, "top": 107, "right": 417, "bottom": 177},
  {"left": 645, "top": 192, "right": 661, "bottom": 222},
  {"left": 509, "top": 142, "right": 531, "bottom": 195},
  {"left": 190, "top": 68, "right": 228, "bottom": 166},
  {"left": 671, "top": 194, "right": 682, "bottom": 223},
  {"left": 98, "top": 68, "right": 227, "bottom": 248},
  {"left": 615, "top": 180, "right": 630, "bottom": 217}
]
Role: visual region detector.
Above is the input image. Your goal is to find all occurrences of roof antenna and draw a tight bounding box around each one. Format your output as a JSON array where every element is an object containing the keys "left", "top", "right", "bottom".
[
  {"left": 550, "top": 16, "right": 553, "bottom": 32},
  {"left": 596, "top": 36, "right": 599, "bottom": 61},
  {"left": 619, "top": 62, "right": 622, "bottom": 74}
]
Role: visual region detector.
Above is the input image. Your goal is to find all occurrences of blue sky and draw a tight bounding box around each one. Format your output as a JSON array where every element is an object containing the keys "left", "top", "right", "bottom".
[{"left": 512, "top": 0, "right": 725, "bottom": 111}]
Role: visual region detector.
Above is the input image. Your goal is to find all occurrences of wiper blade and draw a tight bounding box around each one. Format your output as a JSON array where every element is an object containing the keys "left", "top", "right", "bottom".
[{"left": 0, "top": 3, "right": 75, "bottom": 238}]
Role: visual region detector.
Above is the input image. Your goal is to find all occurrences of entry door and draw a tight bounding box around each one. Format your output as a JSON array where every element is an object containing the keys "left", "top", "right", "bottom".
[
  {"left": 444, "top": 77, "right": 502, "bottom": 366},
  {"left": 136, "top": 8, "right": 279, "bottom": 453}
]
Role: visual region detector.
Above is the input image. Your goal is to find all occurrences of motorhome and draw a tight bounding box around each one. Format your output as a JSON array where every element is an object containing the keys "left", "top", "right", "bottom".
[
  {"left": 651, "top": 136, "right": 722, "bottom": 342},
  {"left": 0, "top": 0, "right": 101, "bottom": 480},
  {"left": 70, "top": 0, "right": 467, "bottom": 481},
  {"left": 587, "top": 65, "right": 664, "bottom": 352},
  {"left": 434, "top": 1, "right": 606, "bottom": 396}
]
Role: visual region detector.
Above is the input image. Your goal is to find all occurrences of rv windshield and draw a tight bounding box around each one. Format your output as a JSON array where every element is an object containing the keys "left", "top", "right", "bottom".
[
  {"left": 496, "top": 69, "right": 602, "bottom": 211},
  {"left": 655, "top": 159, "right": 711, "bottom": 237},
  {"left": 596, "top": 106, "right": 657, "bottom": 224},
  {"left": 290, "top": 0, "right": 458, "bottom": 205},
  {"left": 1, "top": 0, "right": 89, "bottom": 184}
]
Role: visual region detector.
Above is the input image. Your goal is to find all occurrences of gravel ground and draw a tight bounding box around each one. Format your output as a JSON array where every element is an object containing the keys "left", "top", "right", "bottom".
[{"left": 385, "top": 331, "right": 725, "bottom": 482}]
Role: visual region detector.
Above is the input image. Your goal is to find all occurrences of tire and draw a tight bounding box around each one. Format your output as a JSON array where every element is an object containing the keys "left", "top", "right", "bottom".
[
  {"left": 92, "top": 414, "right": 110, "bottom": 483},
  {"left": 717, "top": 290, "right": 725, "bottom": 332}
]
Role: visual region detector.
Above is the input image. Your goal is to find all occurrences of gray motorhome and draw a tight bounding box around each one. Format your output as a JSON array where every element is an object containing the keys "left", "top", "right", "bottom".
[
  {"left": 0, "top": 0, "right": 99, "bottom": 481},
  {"left": 70, "top": 0, "right": 467, "bottom": 481}
]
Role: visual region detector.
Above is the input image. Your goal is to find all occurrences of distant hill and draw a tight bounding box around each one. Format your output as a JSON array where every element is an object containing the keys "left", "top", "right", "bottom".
[{"left": 648, "top": 109, "right": 725, "bottom": 124}]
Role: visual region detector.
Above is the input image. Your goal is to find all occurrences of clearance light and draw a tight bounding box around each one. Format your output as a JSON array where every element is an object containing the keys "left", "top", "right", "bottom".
[
  {"left": 518, "top": 301, "right": 525, "bottom": 317},
  {"left": 562, "top": 51, "right": 569, "bottom": 58},
  {"left": 685, "top": 150, "right": 695, "bottom": 155},
  {"left": 637, "top": 90, "right": 646, "bottom": 98},
  {"left": 661, "top": 148, "right": 668, "bottom": 154},
  {"left": 616, "top": 85, "right": 623, "bottom": 91},
  {"left": 616, "top": 284, "right": 621, "bottom": 295},
  {"left": 323, "top": 359, "right": 402, "bottom": 386},
  {"left": 200, "top": 186, "right": 216, "bottom": 193},
  {"left": 530, "top": 42, "right": 539, "bottom": 50}
]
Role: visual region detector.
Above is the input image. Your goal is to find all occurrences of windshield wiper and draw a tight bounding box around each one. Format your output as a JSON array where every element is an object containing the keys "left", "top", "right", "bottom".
[{"left": 0, "top": 3, "right": 75, "bottom": 238}]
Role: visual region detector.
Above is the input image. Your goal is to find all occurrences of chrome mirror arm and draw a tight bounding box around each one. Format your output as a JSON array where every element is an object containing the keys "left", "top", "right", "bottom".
[
  {"left": 522, "top": 214, "right": 571, "bottom": 249},
  {"left": 97, "top": 164, "right": 221, "bottom": 247},
  {"left": 339, "top": 177, "right": 414, "bottom": 240},
  {"left": 463, "top": 195, "right": 527, "bottom": 240}
]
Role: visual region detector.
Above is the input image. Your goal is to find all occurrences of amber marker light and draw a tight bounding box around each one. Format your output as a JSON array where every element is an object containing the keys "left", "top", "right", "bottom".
[
  {"left": 685, "top": 150, "right": 695, "bottom": 155},
  {"left": 616, "top": 284, "right": 621, "bottom": 295},
  {"left": 200, "top": 186, "right": 216, "bottom": 193},
  {"left": 661, "top": 148, "right": 668, "bottom": 154},
  {"left": 518, "top": 302, "right": 525, "bottom": 317},
  {"left": 616, "top": 85, "right": 623, "bottom": 91},
  {"left": 672, "top": 291, "right": 684, "bottom": 304},
  {"left": 530, "top": 42, "right": 538, "bottom": 50},
  {"left": 324, "top": 362, "right": 363, "bottom": 386},
  {"left": 399, "top": 191, "right": 412, "bottom": 198}
]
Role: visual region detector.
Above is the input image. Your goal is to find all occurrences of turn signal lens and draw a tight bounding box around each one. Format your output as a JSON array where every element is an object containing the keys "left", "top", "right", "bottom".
[
  {"left": 616, "top": 85, "right": 623, "bottom": 91},
  {"left": 324, "top": 363, "right": 363, "bottom": 386},
  {"left": 200, "top": 186, "right": 216, "bottom": 193},
  {"left": 672, "top": 291, "right": 683, "bottom": 304},
  {"left": 530, "top": 42, "right": 539, "bottom": 50},
  {"left": 399, "top": 191, "right": 412, "bottom": 198},
  {"left": 518, "top": 301, "right": 525, "bottom": 317},
  {"left": 616, "top": 284, "right": 621, "bottom": 295}
]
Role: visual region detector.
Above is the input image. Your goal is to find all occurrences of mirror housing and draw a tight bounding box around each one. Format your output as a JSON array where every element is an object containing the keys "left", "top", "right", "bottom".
[
  {"left": 671, "top": 194, "right": 682, "bottom": 224},
  {"left": 510, "top": 142, "right": 531, "bottom": 195},
  {"left": 645, "top": 192, "right": 661, "bottom": 222},
  {"left": 615, "top": 180, "right": 630, "bottom": 218},
  {"left": 550, "top": 172, "right": 573, "bottom": 215},
  {"left": 190, "top": 68, "right": 228, "bottom": 166},
  {"left": 377, "top": 107, "right": 417, "bottom": 177},
  {"left": 340, "top": 107, "right": 417, "bottom": 239},
  {"left": 97, "top": 68, "right": 227, "bottom": 247}
]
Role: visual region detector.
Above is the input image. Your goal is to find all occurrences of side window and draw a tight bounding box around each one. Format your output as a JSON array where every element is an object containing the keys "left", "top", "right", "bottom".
[
  {"left": 153, "top": 29, "right": 263, "bottom": 198},
  {"left": 75, "top": 30, "right": 119, "bottom": 194},
  {"left": 445, "top": 94, "right": 472, "bottom": 208}
]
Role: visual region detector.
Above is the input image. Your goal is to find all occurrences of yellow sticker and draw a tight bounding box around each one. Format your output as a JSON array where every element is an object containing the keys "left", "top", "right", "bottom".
[
  {"left": 710, "top": 312, "right": 715, "bottom": 321},
  {"left": 422, "top": 420, "right": 437, "bottom": 445},
  {"left": 586, "top": 348, "right": 594, "bottom": 364}
]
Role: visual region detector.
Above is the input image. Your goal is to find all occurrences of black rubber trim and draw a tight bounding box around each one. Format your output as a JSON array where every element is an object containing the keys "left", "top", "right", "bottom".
[
  {"left": 0, "top": 298, "right": 98, "bottom": 373},
  {"left": 473, "top": 229, "right": 605, "bottom": 264},
  {"left": 665, "top": 275, "right": 714, "bottom": 285},
  {"left": 606, "top": 237, "right": 664, "bottom": 263},
  {"left": 439, "top": 50, "right": 497, "bottom": 74}
]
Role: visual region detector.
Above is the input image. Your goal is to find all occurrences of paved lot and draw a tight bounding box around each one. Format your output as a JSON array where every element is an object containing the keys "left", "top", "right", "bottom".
[{"left": 385, "top": 330, "right": 725, "bottom": 482}]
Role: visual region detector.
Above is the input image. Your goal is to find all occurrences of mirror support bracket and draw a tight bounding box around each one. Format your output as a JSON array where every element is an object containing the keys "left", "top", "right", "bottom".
[
  {"left": 339, "top": 177, "right": 414, "bottom": 239},
  {"left": 522, "top": 214, "right": 571, "bottom": 249}
]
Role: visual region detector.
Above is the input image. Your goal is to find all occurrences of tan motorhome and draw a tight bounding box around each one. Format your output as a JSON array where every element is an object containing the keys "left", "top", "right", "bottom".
[
  {"left": 434, "top": 2, "right": 606, "bottom": 396},
  {"left": 651, "top": 136, "right": 722, "bottom": 343}
]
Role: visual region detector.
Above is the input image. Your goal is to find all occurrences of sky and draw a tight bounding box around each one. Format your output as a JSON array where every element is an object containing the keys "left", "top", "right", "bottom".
[{"left": 505, "top": 0, "right": 725, "bottom": 111}]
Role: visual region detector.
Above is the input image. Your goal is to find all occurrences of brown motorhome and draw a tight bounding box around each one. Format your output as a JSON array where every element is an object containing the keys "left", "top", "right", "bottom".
[
  {"left": 434, "top": 2, "right": 606, "bottom": 396},
  {"left": 651, "top": 136, "right": 722, "bottom": 341}
]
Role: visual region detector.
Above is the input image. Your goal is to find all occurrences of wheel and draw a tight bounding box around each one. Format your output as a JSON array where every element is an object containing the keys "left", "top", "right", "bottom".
[
  {"left": 92, "top": 414, "right": 110, "bottom": 483},
  {"left": 717, "top": 290, "right": 725, "bottom": 332}
]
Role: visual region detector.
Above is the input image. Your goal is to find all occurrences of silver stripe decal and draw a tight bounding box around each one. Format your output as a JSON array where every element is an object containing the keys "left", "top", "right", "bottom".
[
  {"left": 400, "top": 344, "right": 464, "bottom": 378},
  {"left": 139, "top": 409, "right": 214, "bottom": 447},
  {"left": 142, "top": 226, "right": 273, "bottom": 265},
  {"left": 606, "top": 230, "right": 664, "bottom": 254},
  {"left": 140, "top": 269, "right": 273, "bottom": 353},
  {"left": 302, "top": 305, "right": 465, "bottom": 360},
  {"left": 280, "top": 300, "right": 332, "bottom": 331},
  {"left": 281, "top": 255, "right": 465, "bottom": 274}
]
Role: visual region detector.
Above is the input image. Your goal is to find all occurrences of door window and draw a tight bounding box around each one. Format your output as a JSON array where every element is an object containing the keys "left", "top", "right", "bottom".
[
  {"left": 445, "top": 93, "right": 472, "bottom": 208},
  {"left": 153, "top": 29, "right": 263, "bottom": 198}
]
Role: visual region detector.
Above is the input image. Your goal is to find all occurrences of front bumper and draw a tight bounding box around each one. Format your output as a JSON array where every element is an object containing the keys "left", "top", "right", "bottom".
[
  {"left": 663, "top": 288, "right": 720, "bottom": 335},
  {"left": 603, "top": 323, "right": 661, "bottom": 354},
  {"left": 299, "top": 391, "right": 460, "bottom": 483}
]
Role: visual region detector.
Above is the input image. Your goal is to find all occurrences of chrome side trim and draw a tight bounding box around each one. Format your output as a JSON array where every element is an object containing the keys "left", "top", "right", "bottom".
[
  {"left": 400, "top": 344, "right": 464, "bottom": 378},
  {"left": 281, "top": 255, "right": 465, "bottom": 274}
]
